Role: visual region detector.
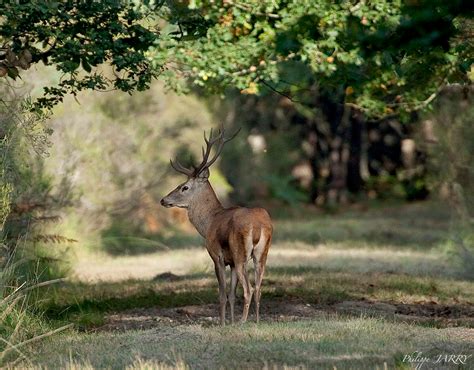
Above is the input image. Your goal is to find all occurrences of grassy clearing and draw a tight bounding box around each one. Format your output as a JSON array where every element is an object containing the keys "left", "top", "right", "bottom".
[
  {"left": 17, "top": 202, "right": 474, "bottom": 368},
  {"left": 28, "top": 318, "right": 473, "bottom": 369},
  {"left": 38, "top": 262, "right": 473, "bottom": 330},
  {"left": 71, "top": 244, "right": 458, "bottom": 283}
]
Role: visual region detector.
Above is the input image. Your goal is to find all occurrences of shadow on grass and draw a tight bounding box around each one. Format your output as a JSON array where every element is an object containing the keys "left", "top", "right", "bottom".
[
  {"left": 267, "top": 265, "right": 467, "bottom": 300},
  {"left": 40, "top": 261, "right": 472, "bottom": 330},
  {"left": 40, "top": 266, "right": 353, "bottom": 328},
  {"left": 42, "top": 282, "right": 217, "bottom": 329}
]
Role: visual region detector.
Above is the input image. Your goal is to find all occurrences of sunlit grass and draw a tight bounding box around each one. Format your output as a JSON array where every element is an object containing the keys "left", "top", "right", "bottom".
[
  {"left": 38, "top": 250, "right": 473, "bottom": 332},
  {"left": 69, "top": 201, "right": 455, "bottom": 283},
  {"left": 5, "top": 357, "right": 189, "bottom": 370},
  {"left": 71, "top": 244, "right": 459, "bottom": 283},
  {"left": 28, "top": 317, "right": 473, "bottom": 369}
]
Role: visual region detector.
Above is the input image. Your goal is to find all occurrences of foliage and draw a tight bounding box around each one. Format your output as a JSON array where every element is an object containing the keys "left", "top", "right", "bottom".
[
  {"left": 364, "top": 173, "right": 428, "bottom": 201},
  {"left": 0, "top": 85, "right": 50, "bottom": 235},
  {"left": 210, "top": 94, "right": 309, "bottom": 205},
  {"left": 0, "top": 84, "right": 74, "bottom": 283},
  {"left": 0, "top": 0, "right": 161, "bottom": 110},
  {"left": 1, "top": 1, "right": 472, "bottom": 117},
  {"left": 155, "top": 0, "right": 473, "bottom": 118},
  {"left": 264, "top": 174, "right": 307, "bottom": 205},
  {"left": 426, "top": 88, "right": 474, "bottom": 279},
  {"left": 41, "top": 79, "right": 219, "bottom": 255},
  {"left": 0, "top": 163, "right": 13, "bottom": 233}
]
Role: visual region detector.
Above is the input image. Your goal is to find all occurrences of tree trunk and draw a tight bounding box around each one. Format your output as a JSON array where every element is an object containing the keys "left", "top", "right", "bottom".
[{"left": 347, "top": 110, "right": 364, "bottom": 194}]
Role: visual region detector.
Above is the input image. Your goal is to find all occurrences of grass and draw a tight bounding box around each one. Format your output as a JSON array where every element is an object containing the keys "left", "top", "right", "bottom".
[
  {"left": 0, "top": 256, "right": 71, "bottom": 367},
  {"left": 273, "top": 201, "right": 451, "bottom": 249},
  {"left": 38, "top": 262, "right": 472, "bottom": 331},
  {"left": 27, "top": 318, "right": 473, "bottom": 369},
  {"left": 14, "top": 201, "right": 474, "bottom": 369}
]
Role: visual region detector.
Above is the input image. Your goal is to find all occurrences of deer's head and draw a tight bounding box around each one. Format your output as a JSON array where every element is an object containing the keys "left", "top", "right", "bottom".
[{"left": 160, "top": 125, "right": 240, "bottom": 209}]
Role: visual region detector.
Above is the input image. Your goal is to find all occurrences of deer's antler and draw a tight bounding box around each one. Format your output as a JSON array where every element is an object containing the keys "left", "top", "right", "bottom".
[
  {"left": 194, "top": 124, "right": 240, "bottom": 175},
  {"left": 169, "top": 158, "right": 195, "bottom": 177},
  {"left": 169, "top": 124, "right": 240, "bottom": 177}
]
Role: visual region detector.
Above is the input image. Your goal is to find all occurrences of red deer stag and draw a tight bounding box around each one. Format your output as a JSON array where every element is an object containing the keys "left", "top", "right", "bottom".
[{"left": 160, "top": 125, "right": 273, "bottom": 325}]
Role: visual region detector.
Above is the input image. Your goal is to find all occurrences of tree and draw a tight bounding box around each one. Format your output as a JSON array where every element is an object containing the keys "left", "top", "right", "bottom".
[
  {"left": 153, "top": 0, "right": 473, "bottom": 203},
  {"left": 0, "top": 1, "right": 166, "bottom": 273},
  {"left": 0, "top": 0, "right": 160, "bottom": 110},
  {"left": 156, "top": 0, "right": 473, "bottom": 117}
]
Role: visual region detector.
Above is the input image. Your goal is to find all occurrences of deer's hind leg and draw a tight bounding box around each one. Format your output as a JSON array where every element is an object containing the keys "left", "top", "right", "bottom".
[
  {"left": 235, "top": 263, "right": 253, "bottom": 323},
  {"left": 253, "top": 232, "right": 271, "bottom": 323},
  {"left": 231, "top": 231, "right": 254, "bottom": 323}
]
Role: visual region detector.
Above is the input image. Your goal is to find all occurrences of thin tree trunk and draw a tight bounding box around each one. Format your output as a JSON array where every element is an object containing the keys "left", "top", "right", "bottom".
[{"left": 347, "top": 109, "right": 364, "bottom": 194}]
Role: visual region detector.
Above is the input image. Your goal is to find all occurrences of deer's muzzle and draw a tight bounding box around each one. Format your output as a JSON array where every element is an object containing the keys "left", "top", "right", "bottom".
[{"left": 160, "top": 198, "right": 173, "bottom": 208}]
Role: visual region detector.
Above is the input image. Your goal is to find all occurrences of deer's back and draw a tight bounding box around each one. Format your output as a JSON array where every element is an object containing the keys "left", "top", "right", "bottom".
[
  {"left": 215, "top": 206, "right": 271, "bottom": 235},
  {"left": 207, "top": 207, "right": 272, "bottom": 264}
]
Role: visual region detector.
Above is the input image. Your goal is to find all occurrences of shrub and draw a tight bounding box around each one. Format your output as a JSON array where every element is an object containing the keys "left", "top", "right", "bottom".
[{"left": 427, "top": 87, "right": 474, "bottom": 279}]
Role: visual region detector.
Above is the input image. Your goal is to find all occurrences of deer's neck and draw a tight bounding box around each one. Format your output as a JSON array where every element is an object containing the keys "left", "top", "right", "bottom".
[{"left": 187, "top": 182, "right": 223, "bottom": 237}]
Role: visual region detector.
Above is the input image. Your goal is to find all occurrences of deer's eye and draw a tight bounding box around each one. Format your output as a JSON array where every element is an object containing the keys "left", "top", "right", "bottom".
[{"left": 181, "top": 186, "right": 189, "bottom": 192}]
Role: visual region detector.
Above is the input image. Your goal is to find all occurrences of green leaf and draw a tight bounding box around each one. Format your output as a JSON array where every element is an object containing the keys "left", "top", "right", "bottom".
[{"left": 82, "top": 59, "right": 92, "bottom": 73}]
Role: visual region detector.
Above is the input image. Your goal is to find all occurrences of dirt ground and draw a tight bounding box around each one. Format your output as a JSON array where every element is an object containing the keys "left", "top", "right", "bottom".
[{"left": 99, "top": 297, "right": 474, "bottom": 331}]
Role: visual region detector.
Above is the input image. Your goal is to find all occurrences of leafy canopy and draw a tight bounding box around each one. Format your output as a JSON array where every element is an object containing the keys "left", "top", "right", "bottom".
[
  {"left": 154, "top": 0, "right": 474, "bottom": 118},
  {"left": 0, "top": 0, "right": 472, "bottom": 117},
  {"left": 0, "top": 0, "right": 160, "bottom": 110}
]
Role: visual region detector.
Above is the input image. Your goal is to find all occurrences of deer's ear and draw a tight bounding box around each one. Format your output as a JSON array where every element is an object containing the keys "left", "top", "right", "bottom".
[{"left": 196, "top": 167, "right": 210, "bottom": 182}]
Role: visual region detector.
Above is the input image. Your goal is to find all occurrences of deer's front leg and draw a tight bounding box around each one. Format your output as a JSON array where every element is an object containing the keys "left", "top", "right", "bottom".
[{"left": 214, "top": 256, "right": 227, "bottom": 326}]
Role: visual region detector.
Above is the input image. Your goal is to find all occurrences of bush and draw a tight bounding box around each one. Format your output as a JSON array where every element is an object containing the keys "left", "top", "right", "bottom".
[
  {"left": 0, "top": 83, "right": 74, "bottom": 283},
  {"left": 427, "top": 87, "right": 474, "bottom": 279}
]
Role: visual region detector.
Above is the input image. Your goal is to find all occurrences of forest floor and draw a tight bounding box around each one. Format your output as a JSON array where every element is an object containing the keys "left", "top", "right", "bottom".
[{"left": 24, "top": 202, "right": 474, "bottom": 369}]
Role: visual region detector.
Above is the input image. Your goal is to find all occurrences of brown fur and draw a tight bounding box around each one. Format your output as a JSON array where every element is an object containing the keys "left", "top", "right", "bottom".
[{"left": 208, "top": 207, "right": 272, "bottom": 266}]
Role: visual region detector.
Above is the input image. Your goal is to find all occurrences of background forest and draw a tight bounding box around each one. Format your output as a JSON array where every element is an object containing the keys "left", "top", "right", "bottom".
[{"left": 0, "top": 1, "right": 473, "bottom": 369}]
